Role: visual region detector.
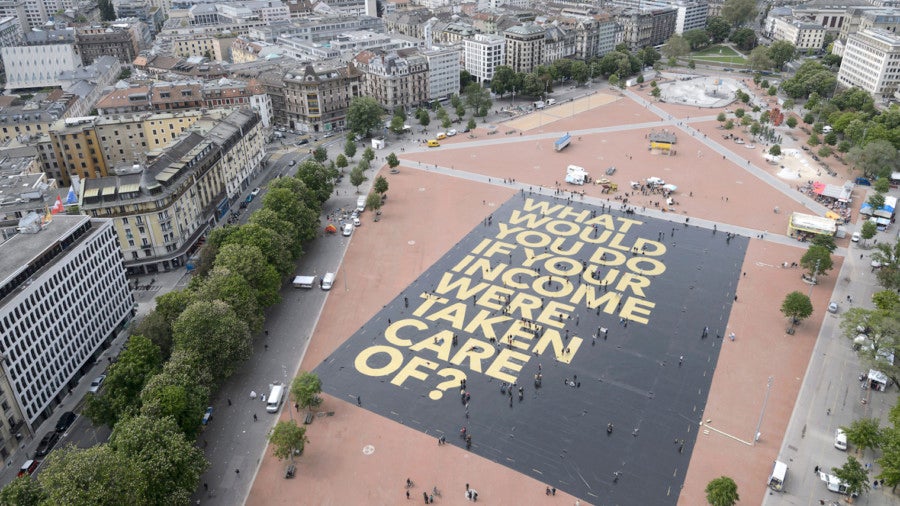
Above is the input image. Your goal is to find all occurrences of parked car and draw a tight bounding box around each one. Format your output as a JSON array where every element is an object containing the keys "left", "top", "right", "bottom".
[
  {"left": 827, "top": 301, "right": 839, "bottom": 314},
  {"left": 55, "top": 411, "right": 76, "bottom": 433},
  {"left": 35, "top": 432, "right": 59, "bottom": 457},
  {"left": 88, "top": 375, "right": 106, "bottom": 394},
  {"left": 250, "top": 187, "right": 261, "bottom": 197},
  {"left": 447, "top": 129, "right": 458, "bottom": 136},
  {"left": 17, "top": 460, "right": 39, "bottom": 478},
  {"left": 297, "top": 138, "right": 309, "bottom": 145},
  {"left": 342, "top": 223, "right": 353, "bottom": 236},
  {"left": 851, "top": 232, "right": 861, "bottom": 242},
  {"left": 834, "top": 428, "right": 847, "bottom": 450}
]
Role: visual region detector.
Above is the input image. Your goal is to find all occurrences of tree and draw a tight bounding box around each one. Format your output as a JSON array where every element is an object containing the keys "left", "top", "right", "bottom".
[
  {"left": 464, "top": 82, "right": 492, "bottom": 115},
  {"left": 768, "top": 41, "right": 796, "bottom": 68},
  {"left": 295, "top": 160, "right": 336, "bottom": 205},
  {"left": 832, "top": 455, "right": 870, "bottom": 497},
  {"left": 781, "top": 291, "right": 813, "bottom": 330},
  {"left": 344, "top": 138, "right": 357, "bottom": 160},
  {"left": 389, "top": 115, "right": 406, "bottom": 135},
  {"left": 781, "top": 61, "right": 837, "bottom": 99},
  {"left": 313, "top": 146, "right": 328, "bottom": 164},
  {"left": 98, "top": 0, "right": 116, "bottom": 20},
  {"left": 874, "top": 177, "right": 891, "bottom": 194},
  {"left": 374, "top": 175, "right": 389, "bottom": 195},
  {"left": 172, "top": 300, "right": 251, "bottom": 386},
  {"left": 717, "top": 112, "right": 727, "bottom": 122},
  {"left": 490, "top": 66, "right": 517, "bottom": 97},
  {"left": 800, "top": 245, "right": 834, "bottom": 281},
  {"left": 346, "top": 97, "right": 383, "bottom": 138},
  {"left": 860, "top": 220, "right": 878, "bottom": 245},
  {"left": 196, "top": 266, "right": 265, "bottom": 332},
  {"left": 441, "top": 116, "right": 452, "bottom": 129},
  {"left": 361, "top": 147, "right": 375, "bottom": 164},
  {"left": 723, "top": 119, "right": 734, "bottom": 130},
  {"left": 269, "top": 421, "right": 308, "bottom": 461},
  {"left": 847, "top": 140, "right": 899, "bottom": 179},
  {"left": 811, "top": 234, "right": 837, "bottom": 253},
  {"left": 0, "top": 476, "right": 46, "bottom": 505},
  {"left": 608, "top": 74, "right": 620, "bottom": 88},
  {"left": 683, "top": 29, "right": 710, "bottom": 50},
  {"left": 350, "top": 165, "right": 367, "bottom": 193},
  {"left": 843, "top": 418, "right": 882, "bottom": 455},
  {"left": 769, "top": 144, "right": 781, "bottom": 156},
  {"left": 868, "top": 193, "right": 886, "bottom": 212},
  {"left": 39, "top": 445, "right": 146, "bottom": 505},
  {"left": 385, "top": 153, "right": 399, "bottom": 172},
  {"left": 785, "top": 116, "right": 798, "bottom": 128},
  {"left": 459, "top": 69, "right": 475, "bottom": 91},
  {"left": 651, "top": 87, "right": 661, "bottom": 98},
  {"left": 748, "top": 46, "right": 773, "bottom": 71},
  {"left": 418, "top": 109, "right": 431, "bottom": 127},
  {"left": 661, "top": 34, "right": 690, "bottom": 60},
  {"left": 872, "top": 240, "right": 900, "bottom": 292},
  {"left": 705, "top": 476, "right": 739, "bottom": 506},
  {"left": 729, "top": 28, "right": 757, "bottom": 51},
  {"left": 335, "top": 153, "right": 348, "bottom": 171},
  {"left": 366, "top": 192, "right": 382, "bottom": 214},
  {"left": 872, "top": 290, "right": 900, "bottom": 312},
  {"left": 84, "top": 334, "right": 163, "bottom": 428},
  {"left": 877, "top": 426, "right": 900, "bottom": 490},
  {"left": 291, "top": 371, "right": 322, "bottom": 413},
  {"left": 706, "top": 16, "right": 732, "bottom": 43},
  {"left": 108, "top": 414, "right": 208, "bottom": 505},
  {"left": 721, "top": 0, "right": 756, "bottom": 26},
  {"left": 467, "top": 117, "right": 477, "bottom": 131}
]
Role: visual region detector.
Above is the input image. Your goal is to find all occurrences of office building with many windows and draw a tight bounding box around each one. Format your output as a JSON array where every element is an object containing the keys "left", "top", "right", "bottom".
[
  {"left": 0, "top": 214, "right": 132, "bottom": 454},
  {"left": 837, "top": 28, "right": 900, "bottom": 102}
]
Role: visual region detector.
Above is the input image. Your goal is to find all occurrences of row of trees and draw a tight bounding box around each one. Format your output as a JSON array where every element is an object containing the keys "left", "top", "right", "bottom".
[
  {"left": 0, "top": 160, "right": 338, "bottom": 504},
  {"left": 786, "top": 84, "right": 900, "bottom": 179}
]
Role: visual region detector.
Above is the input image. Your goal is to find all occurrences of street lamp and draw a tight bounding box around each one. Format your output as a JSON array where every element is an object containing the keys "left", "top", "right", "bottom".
[{"left": 754, "top": 376, "right": 773, "bottom": 444}]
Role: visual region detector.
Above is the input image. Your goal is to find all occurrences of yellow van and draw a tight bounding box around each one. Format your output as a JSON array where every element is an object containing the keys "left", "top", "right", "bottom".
[
  {"left": 436, "top": 132, "right": 447, "bottom": 140},
  {"left": 427, "top": 139, "right": 440, "bottom": 147}
]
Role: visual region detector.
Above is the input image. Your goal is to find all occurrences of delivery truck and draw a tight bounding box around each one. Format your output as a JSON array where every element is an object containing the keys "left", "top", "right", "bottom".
[{"left": 356, "top": 196, "right": 366, "bottom": 212}]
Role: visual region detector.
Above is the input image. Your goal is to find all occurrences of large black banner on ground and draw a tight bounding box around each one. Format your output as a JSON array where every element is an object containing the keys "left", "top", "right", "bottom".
[{"left": 314, "top": 195, "right": 748, "bottom": 505}]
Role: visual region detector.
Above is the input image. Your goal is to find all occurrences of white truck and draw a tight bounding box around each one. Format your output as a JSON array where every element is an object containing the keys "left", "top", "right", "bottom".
[
  {"left": 356, "top": 196, "right": 366, "bottom": 213},
  {"left": 292, "top": 275, "right": 316, "bottom": 288}
]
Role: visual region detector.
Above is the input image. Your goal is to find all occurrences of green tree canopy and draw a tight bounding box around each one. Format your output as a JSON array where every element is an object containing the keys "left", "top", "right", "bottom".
[
  {"left": 39, "top": 445, "right": 146, "bottom": 506},
  {"left": 706, "top": 16, "right": 732, "bottom": 42},
  {"left": 194, "top": 266, "right": 264, "bottom": 333},
  {"left": 843, "top": 418, "right": 882, "bottom": 454},
  {"left": 374, "top": 174, "right": 389, "bottom": 194},
  {"left": 721, "top": 0, "right": 756, "bottom": 26},
  {"left": 214, "top": 243, "right": 281, "bottom": 308},
  {"left": 832, "top": 455, "right": 870, "bottom": 497},
  {"left": 768, "top": 41, "right": 796, "bottom": 68},
  {"left": 291, "top": 371, "right": 322, "bottom": 413},
  {"left": 389, "top": 115, "right": 405, "bottom": 135},
  {"left": 350, "top": 165, "right": 367, "bottom": 193},
  {"left": 683, "top": 29, "right": 710, "bottom": 50},
  {"left": 0, "top": 476, "right": 45, "bottom": 505},
  {"left": 312, "top": 146, "right": 328, "bottom": 164},
  {"left": 872, "top": 239, "right": 900, "bottom": 291},
  {"left": 729, "top": 28, "right": 757, "bottom": 51},
  {"left": 294, "top": 159, "right": 337, "bottom": 205},
  {"left": 346, "top": 97, "right": 383, "bottom": 138},
  {"left": 108, "top": 415, "right": 208, "bottom": 505},
  {"left": 748, "top": 46, "right": 773, "bottom": 71},
  {"left": 800, "top": 244, "right": 834, "bottom": 280},
  {"left": 847, "top": 139, "right": 899, "bottom": 179},
  {"left": 705, "top": 476, "right": 740, "bottom": 506},
  {"left": 811, "top": 234, "right": 837, "bottom": 253},
  {"left": 84, "top": 334, "right": 163, "bottom": 428},
  {"left": 781, "top": 291, "right": 813, "bottom": 329},
  {"left": 662, "top": 35, "right": 690, "bottom": 60},
  {"left": 343, "top": 138, "right": 357, "bottom": 159},
  {"left": 172, "top": 300, "right": 251, "bottom": 386},
  {"left": 268, "top": 421, "right": 308, "bottom": 461}
]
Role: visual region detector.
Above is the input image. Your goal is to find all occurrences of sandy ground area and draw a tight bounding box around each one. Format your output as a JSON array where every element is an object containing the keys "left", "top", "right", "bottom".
[{"left": 246, "top": 84, "right": 857, "bottom": 506}]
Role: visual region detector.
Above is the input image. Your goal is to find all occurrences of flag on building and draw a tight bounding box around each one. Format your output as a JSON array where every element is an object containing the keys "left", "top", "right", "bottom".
[
  {"left": 66, "top": 175, "right": 80, "bottom": 205},
  {"left": 51, "top": 195, "right": 65, "bottom": 214}
]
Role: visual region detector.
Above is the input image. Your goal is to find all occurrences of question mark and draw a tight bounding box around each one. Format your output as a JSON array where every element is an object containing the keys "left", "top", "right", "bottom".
[{"left": 429, "top": 367, "right": 467, "bottom": 400}]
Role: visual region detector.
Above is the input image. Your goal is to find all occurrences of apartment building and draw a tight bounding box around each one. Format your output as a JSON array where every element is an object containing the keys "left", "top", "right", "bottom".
[
  {"left": 0, "top": 1, "right": 26, "bottom": 36},
  {"left": 0, "top": 93, "right": 71, "bottom": 143},
  {"left": 504, "top": 23, "right": 546, "bottom": 74},
  {"left": 837, "top": 28, "right": 900, "bottom": 102},
  {"left": 354, "top": 48, "right": 429, "bottom": 110},
  {"left": 423, "top": 47, "right": 461, "bottom": 102},
  {"left": 0, "top": 214, "right": 132, "bottom": 447},
  {"left": 464, "top": 33, "right": 505, "bottom": 84},
  {"left": 770, "top": 17, "right": 827, "bottom": 51},
  {"left": 80, "top": 109, "right": 264, "bottom": 274},
  {"left": 74, "top": 25, "right": 141, "bottom": 66},
  {"left": 618, "top": 7, "right": 678, "bottom": 51}
]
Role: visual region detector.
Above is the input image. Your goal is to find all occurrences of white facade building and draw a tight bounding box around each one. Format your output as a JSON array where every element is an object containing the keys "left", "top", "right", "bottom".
[
  {"left": 1, "top": 42, "right": 80, "bottom": 90},
  {"left": 464, "top": 33, "right": 505, "bottom": 84},
  {"left": 424, "top": 46, "right": 461, "bottom": 102},
  {"left": 674, "top": 0, "right": 709, "bottom": 34},
  {"left": 0, "top": 215, "right": 133, "bottom": 434},
  {"left": 837, "top": 28, "right": 900, "bottom": 101},
  {"left": 771, "top": 17, "right": 827, "bottom": 51}
]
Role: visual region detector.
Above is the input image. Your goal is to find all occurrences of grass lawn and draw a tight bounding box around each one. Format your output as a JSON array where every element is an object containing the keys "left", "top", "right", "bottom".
[
  {"left": 694, "top": 44, "right": 743, "bottom": 57},
  {"left": 691, "top": 55, "right": 748, "bottom": 64}
]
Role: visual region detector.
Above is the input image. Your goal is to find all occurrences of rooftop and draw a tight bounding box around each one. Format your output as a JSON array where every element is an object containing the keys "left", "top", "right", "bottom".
[{"left": 0, "top": 214, "right": 92, "bottom": 288}]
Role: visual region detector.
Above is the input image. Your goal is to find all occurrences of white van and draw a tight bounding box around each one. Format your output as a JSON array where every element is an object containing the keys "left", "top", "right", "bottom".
[
  {"left": 266, "top": 384, "right": 284, "bottom": 413},
  {"left": 292, "top": 275, "right": 316, "bottom": 288},
  {"left": 768, "top": 460, "right": 787, "bottom": 491},
  {"left": 322, "top": 272, "right": 335, "bottom": 290}
]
